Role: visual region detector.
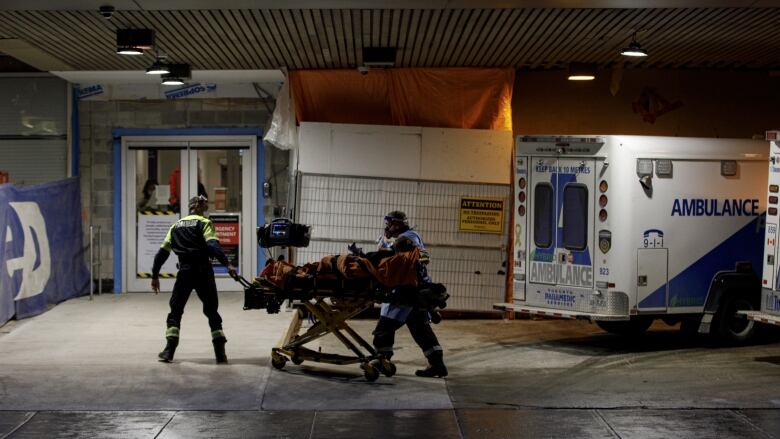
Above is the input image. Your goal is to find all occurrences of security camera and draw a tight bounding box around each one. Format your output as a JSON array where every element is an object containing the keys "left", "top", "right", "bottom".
[
  {"left": 99, "top": 5, "right": 115, "bottom": 19},
  {"left": 357, "top": 66, "right": 369, "bottom": 76}
]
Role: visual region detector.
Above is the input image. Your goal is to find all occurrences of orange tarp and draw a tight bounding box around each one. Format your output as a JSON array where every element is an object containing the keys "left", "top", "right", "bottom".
[{"left": 290, "top": 68, "right": 514, "bottom": 131}]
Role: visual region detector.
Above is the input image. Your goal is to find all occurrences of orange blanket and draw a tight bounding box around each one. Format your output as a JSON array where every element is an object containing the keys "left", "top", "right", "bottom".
[{"left": 261, "top": 248, "right": 420, "bottom": 290}]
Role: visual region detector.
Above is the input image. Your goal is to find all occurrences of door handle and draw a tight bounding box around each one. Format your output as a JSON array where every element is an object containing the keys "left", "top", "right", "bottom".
[{"left": 637, "top": 275, "right": 647, "bottom": 286}]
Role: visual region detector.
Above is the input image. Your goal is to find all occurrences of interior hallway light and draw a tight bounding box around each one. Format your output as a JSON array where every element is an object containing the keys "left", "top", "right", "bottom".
[
  {"left": 568, "top": 62, "right": 596, "bottom": 81},
  {"left": 620, "top": 32, "right": 648, "bottom": 57},
  {"left": 116, "top": 29, "right": 155, "bottom": 55}
]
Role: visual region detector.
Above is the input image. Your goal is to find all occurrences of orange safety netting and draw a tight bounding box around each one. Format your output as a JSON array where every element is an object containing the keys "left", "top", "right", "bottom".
[{"left": 290, "top": 68, "right": 514, "bottom": 131}]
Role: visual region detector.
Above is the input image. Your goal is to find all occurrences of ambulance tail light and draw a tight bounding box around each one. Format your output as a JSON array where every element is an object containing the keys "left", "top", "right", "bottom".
[
  {"left": 770, "top": 196, "right": 778, "bottom": 204},
  {"left": 770, "top": 207, "right": 778, "bottom": 216},
  {"left": 517, "top": 177, "right": 526, "bottom": 216},
  {"left": 770, "top": 184, "right": 779, "bottom": 193},
  {"left": 598, "top": 180, "right": 608, "bottom": 222}
]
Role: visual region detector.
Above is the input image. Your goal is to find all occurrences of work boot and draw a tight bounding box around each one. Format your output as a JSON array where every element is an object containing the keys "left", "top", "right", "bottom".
[
  {"left": 415, "top": 350, "right": 447, "bottom": 378},
  {"left": 158, "top": 337, "right": 178, "bottom": 363},
  {"left": 212, "top": 336, "right": 228, "bottom": 364}
]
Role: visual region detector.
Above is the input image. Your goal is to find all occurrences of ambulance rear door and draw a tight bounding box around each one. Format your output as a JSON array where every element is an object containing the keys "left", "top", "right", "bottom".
[
  {"left": 764, "top": 137, "right": 780, "bottom": 291},
  {"left": 528, "top": 157, "right": 596, "bottom": 289}
]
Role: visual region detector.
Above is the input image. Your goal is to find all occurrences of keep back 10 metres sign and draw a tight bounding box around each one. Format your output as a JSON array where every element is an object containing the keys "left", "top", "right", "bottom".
[{"left": 458, "top": 197, "right": 504, "bottom": 234}]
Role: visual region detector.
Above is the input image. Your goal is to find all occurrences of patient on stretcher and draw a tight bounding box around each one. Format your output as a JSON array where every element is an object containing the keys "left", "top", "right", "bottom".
[{"left": 255, "top": 245, "right": 447, "bottom": 310}]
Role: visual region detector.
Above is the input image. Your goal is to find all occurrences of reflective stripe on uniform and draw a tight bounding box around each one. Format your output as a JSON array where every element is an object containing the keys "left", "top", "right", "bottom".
[
  {"left": 211, "top": 329, "right": 225, "bottom": 339},
  {"left": 166, "top": 326, "right": 180, "bottom": 338},
  {"left": 202, "top": 219, "right": 218, "bottom": 242}
]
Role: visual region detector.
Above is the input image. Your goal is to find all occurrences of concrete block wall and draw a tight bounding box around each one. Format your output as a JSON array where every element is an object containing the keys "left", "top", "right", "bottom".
[{"left": 78, "top": 98, "right": 276, "bottom": 285}]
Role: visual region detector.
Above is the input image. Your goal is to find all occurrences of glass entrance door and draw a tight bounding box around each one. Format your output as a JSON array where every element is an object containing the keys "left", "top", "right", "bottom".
[
  {"left": 124, "top": 137, "right": 256, "bottom": 293},
  {"left": 188, "top": 144, "right": 249, "bottom": 292}
]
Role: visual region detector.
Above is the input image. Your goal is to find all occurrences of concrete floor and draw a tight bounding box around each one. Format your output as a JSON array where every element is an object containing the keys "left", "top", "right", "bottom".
[{"left": 0, "top": 292, "right": 779, "bottom": 438}]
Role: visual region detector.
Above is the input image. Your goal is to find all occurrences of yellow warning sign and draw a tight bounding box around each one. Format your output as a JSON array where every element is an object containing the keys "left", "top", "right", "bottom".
[{"left": 458, "top": 197, "right": 504, "bottom": 234}]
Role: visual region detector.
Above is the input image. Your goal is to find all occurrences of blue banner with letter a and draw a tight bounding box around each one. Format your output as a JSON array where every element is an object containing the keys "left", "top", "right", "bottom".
[{"left": 0, "top": 178, "right": 90, "bottom": 325}]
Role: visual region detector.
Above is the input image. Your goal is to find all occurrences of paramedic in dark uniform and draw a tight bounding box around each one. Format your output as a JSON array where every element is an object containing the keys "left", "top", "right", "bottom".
[
  {"left": 151, "top": 195, "right": 237, "bottom": 364},
  {"left": 371, "top": 210, "right": 447, "bottom": 378}
]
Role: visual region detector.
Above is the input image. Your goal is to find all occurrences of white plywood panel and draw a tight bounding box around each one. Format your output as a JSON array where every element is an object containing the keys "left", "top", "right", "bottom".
[
  {"left": 420, "top": 128, "right": 512, "bottom": 184},
  {"left": 298, "top": 123, "right": 511, "bottom": 184},
  {"left": 330, "top": 124, "right": 421, "bottom": 179},
  {"left": 297, "top": 122, "right": 333, "bottom": 173}
]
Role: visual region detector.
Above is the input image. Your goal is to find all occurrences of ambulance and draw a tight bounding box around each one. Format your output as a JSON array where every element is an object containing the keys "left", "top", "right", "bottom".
[
  {"left": 496, "top": 135, "right": 767, "bottom": 343},
  {"left": 740, "top": 130, "right": 780, "bottom": 329}
]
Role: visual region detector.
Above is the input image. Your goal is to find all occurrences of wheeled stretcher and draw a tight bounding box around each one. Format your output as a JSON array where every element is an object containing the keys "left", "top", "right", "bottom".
[{"left": 238, "top": 252, "right": 448, "bottom": 381}]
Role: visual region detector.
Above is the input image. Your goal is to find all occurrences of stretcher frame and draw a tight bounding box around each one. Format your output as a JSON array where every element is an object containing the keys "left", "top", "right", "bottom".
[{"left": 238, "top": 276, "right": 396, "bottom": 381}]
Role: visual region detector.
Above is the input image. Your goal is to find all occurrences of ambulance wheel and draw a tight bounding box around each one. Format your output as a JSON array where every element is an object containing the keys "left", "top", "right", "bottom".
[
  {"left": 714, "top": 294, "right": 756, "bottom": 345},
  {"left": 362, "top": 362, "right": 380, "bottom": 382},
  {"left": 271, "top": 353, "right": 287, "bottom": 370},
  {"left": 596, "top": 318, "right": 652, "bottom": 336}
]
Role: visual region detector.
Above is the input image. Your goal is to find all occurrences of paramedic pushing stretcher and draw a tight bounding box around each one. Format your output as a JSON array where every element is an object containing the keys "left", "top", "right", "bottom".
[
  {"left": 369, "top": 211, "right": 447, "bottom": 378},
  {"left": 151, "top": 195, "right": 237, "bottom": 364}
]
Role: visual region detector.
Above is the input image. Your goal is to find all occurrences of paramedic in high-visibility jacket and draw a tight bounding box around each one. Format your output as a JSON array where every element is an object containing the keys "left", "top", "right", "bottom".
[
  {"left": 151, "top": 195, "right": 237, "bottom": 364},
  {"left": 371, "top": 210, "right": 447, "bottom": 378}
]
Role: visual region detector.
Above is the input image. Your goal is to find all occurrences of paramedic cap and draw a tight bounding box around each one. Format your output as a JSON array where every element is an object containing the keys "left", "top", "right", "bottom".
[
  {"left": 188, "top": 195, "right": 208, "bottom": 210},
  {"left": 384, "top": 210, "right": 408, "bottom": 225}
]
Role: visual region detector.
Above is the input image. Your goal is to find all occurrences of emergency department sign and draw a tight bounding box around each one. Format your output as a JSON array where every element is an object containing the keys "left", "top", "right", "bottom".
[
  {"left": 210, "top": 213, "right": 240, "bottom": 275},
  {"left": 458, "top": 197, "right": 504, "bottom": 234}
]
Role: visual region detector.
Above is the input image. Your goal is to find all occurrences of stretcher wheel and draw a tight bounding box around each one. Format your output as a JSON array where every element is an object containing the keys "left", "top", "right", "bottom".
[
  {"left": 271, "top": 352, "right": 287, "bottom": 370},
  {"left": 361, "top": 362, "right": 380, "bottom": 382},
  {"left": 291, "top": 353, "right": 304, "bottom": 365},
  {"left": 380, "top": 359, "right": 396, "bottom": 377}
]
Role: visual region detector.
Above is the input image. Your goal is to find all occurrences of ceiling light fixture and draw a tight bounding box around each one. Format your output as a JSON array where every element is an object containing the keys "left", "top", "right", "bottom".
[
  {"left": 145, "top": 54, "right": 170, "bottom": 75},
  {"left": 620, "top": 32, "right": 648, "bottom": 57},
  {"left": 161, "top": 77, "right": 184, "bottom": 86},
  {"left": 161, "top": 63, "right": 191, "bottom": 86},
  {"left": 568, "top": 62, "right": 596, "bottom": 81},
  {"left": 116, "top": 29, "right": 155, "bottom": 55},
  {"left": 362, "top": 47, "right": 397, "bottom": 67}
]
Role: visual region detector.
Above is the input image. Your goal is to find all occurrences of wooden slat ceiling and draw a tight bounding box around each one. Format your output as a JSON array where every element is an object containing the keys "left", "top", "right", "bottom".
[{"left": 0, "top": 8, "right": 778, "bottom": 71}]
